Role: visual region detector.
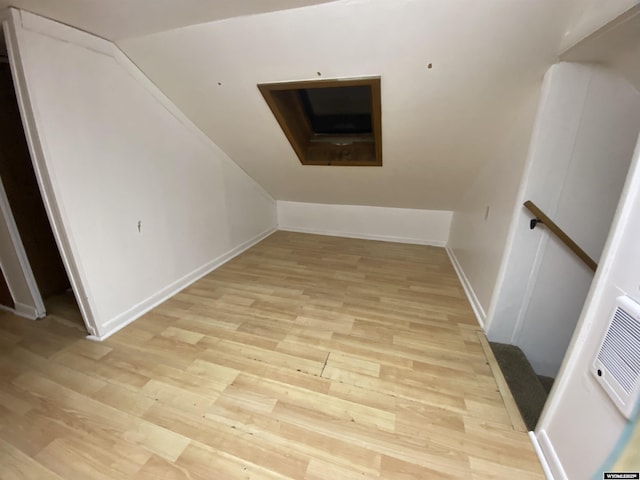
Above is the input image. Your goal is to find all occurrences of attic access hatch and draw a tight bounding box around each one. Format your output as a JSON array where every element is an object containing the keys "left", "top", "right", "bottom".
[{"left": 258, "top": 77, "right": 382, "bottom": 166}]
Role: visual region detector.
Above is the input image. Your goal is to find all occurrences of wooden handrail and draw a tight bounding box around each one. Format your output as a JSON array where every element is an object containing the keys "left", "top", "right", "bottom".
[{"left": 523, "top": 200, "right": 597, "bottom": 272}]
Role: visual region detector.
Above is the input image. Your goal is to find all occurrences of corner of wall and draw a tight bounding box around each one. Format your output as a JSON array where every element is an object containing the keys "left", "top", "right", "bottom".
[
  {"left": 538, "top": 429, "right": 568, "bottom": 480},
  {"left": 530, "top": 430, "right": 562, "bottom": 480},
  {"left": 444, "top": 245, "right": 487, "bottom": 328}
]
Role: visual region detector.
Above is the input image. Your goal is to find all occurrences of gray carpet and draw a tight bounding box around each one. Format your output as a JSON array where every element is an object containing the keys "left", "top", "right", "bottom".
[
  {"left": 538, "top": 374, "right": 555, "bottom": 394},
  {"left": 489, "top": 342, "right": 553, "bottom": 431}
]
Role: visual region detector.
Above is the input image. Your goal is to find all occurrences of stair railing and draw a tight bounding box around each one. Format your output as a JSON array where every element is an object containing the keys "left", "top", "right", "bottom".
[{"left": 523, "top": 200, "right": 597, "bottom": 272}]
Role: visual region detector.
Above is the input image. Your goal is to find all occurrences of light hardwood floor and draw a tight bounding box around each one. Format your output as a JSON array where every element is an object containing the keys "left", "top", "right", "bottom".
[{"left": 0, "top": 231, "right": 543, "bottom": 479}]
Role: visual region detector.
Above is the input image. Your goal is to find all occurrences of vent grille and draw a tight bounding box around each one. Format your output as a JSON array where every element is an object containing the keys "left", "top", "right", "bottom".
[
  {"left": 593, "top": 296, "right": 640, "bottom": 419},
  {"left": 597, "top": 307, "right": 640, "bottom": 393}
]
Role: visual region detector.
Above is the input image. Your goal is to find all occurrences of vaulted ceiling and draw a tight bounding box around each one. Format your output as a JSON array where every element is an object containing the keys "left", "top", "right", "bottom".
[
  {"left": 561, "top": 5, "right": 640, "bottom": 91},
  {"left": 0, "top": 0, "right": 336, "bottom": 40},
  {"left": 118, "top": 0, "right": 577, "bottom": 209},
  {"left": 5, "top": 0, "right": 624, "bottom": 210}
]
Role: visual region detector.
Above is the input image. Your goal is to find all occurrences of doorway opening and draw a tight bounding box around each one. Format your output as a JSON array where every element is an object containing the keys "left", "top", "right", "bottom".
[
  {"left": 0, "top": 27, "right": 84, "bottom": 329},
  {"left": 487, "top": 60, "right": 640, "bottom": 430}
]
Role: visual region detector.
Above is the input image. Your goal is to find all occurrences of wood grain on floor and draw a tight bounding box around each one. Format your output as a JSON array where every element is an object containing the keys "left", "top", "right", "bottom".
[{"left": 0, "top": 231, "right": 544, "bottom": 479}]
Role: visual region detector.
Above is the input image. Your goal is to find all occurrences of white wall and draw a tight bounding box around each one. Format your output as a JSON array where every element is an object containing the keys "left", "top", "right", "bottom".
[
  {"left": 487, "top": 63, "right": 640, "bottom": 377},
  {"left": 278, "top": 201, "right": 452, "bottom": 246},
  {"left": 516, "top": 65, "right": 640, "bottom": 376},
  {"left": 537, "top": 132, "right": 640, "bottom": 479},
  {"left": 486, "top": 64, "right": 588, "bottom": 345},
  {"left": 447, "top": 88, "right": 541, "bottom": 325},
  {"left": 10, "top": 10, "right": 276, "bottom": 338}
]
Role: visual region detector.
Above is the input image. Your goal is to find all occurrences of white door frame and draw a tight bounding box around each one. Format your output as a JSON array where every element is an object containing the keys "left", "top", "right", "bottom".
[
  {"left": 0, "top": 9, "right": 97, "bottom": 335},
  {"left": 0, "top": 17, "right": 44, "bottom": 318},
  {"left": 0, "top": 166, "right": 45, "bottom": 318}
]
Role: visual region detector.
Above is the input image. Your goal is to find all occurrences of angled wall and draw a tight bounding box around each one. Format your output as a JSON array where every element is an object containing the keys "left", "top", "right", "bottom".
[{"left": 8, "top": 10, "right": 276, "bottom": 338}]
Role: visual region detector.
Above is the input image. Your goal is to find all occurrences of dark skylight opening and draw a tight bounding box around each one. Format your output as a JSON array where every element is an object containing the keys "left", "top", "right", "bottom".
[
  {"left": 298, "top": 86, "right": 373, "bottom": 135},
  {"left": 258, "top": 77, "right": 382, "bottom": 166}
]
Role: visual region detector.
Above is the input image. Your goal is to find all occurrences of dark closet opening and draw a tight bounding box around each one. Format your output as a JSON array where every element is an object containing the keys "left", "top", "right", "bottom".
[{"left": 0, "top": 59, "right": 80, "bottom": 323}]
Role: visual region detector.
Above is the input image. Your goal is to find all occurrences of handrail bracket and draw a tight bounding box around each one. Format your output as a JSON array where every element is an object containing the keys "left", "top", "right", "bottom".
[{"left": 529, "top": 218, "right": 543, "bottom": 230}]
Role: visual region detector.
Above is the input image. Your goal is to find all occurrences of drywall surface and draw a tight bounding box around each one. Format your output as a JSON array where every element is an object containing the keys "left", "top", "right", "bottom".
[
  {"left": 559, "top": 0, "right": 638, "bottom": 52},
  {"left": 537, "top": 132, "right": 640, "bottom": 480},
  {"left": 119, "top": 0, "right": 575, "bottom": 210},
  {"left": 561, "top": 6, "right": 640, "bottom": 94},
  {"left": 487, "top": 63, "right": 640, "bottom": 377},
  {"left": 0, "top": 0, "right": 336, "bottom": 40},
  {"left": 447, "top": 88, "right": 540, "bottom": 323},
  {"left": 487, "top": 64, "right": 590, "bottom": 344},
  {"left": 12, "top": 10, "right": 276, "bottom": 337},
  {"left": 278, "top": 201, "right": 452, "bottom": 246}
]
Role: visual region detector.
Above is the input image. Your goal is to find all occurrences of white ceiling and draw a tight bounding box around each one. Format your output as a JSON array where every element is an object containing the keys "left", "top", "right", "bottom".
[
  {"left": 119, "top": 0, "right": 577, "bottom": 210},
  {"left": 558, "top": 0, "right": 637, "bottom": 52},
  {"left": 8, "top": 0, "right": 631, "bottom": 211},
  {"left": 0, "top": 0, "right": 336, "bottom": 40},
  {"left": 561, "top": 6, "right": 640, "bottom": 91}
]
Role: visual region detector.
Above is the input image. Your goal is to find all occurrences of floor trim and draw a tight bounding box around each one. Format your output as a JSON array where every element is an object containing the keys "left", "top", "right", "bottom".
[
  {"left": 539, "top": 429, "right": 568, "bottom": 480},
  {"left": 14, "top": 301, "right": 39, "bottom": 319},
  {"left": 87, "top": 227, "right": 276, "bottom": 341},
  {"left": 530, "top": 430, "right": 557, "bottom": 480},
  {"left": 445, "top": 247, "right": 486, "bottom": 327},
  {"left": 477, "top": 330, "right": 528, "bottom": 432},
  {"left": 278, "top": 226, "right": 447, "bottom": 247}
]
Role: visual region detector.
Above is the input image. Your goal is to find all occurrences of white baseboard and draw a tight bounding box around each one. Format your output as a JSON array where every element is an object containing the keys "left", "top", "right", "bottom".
[
  {"left": 445, "top": 247, "right": 486, "bottom": 328},
  {"left": 0, "top": 303, "right": 15, "bottom": 314},
  {"left": 278, "top": 225, "right": 447, "bottom": 247},
  {"left": 538, "top": 429, "right": 568, "bottom": 480},
  {"left": 14, "top": 301, "right": 39, "bottom": 319},
  {"left": 0, "top": 302, "right": 34, "bottom": 319},
  {"left": 529, "top": 431, "right": 555, "bottom": 480},
  {"left": 87, "top": 227, "right": 276, "bottom": 341}
]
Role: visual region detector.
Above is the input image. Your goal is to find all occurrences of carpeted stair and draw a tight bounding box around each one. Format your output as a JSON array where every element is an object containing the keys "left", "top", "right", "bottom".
[{"left": 489, "top": 342, "right": 554, "bottom": 431}]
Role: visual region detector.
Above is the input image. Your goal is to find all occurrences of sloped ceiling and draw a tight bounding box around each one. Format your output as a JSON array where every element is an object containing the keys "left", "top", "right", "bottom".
[
  {"left": 0, "top": 0, "right": 336, "bottom": 40},
  {"left": 118, "top": 0, "right": 576, "bottom": 210},
  {"left": 561, "top": 5, "right": 640, "bottom": 92},
  {"left": 558, "top": 0, "right": 638, "bottom": 52}
]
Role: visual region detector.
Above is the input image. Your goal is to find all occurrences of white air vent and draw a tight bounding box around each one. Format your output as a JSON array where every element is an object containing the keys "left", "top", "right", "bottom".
[{"left": 592, "top": 296, "right": 640, "bottom": 419}]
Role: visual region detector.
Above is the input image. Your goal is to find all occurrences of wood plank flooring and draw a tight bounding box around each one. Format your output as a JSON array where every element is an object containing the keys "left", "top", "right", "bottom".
[{"left": 0, "top": 231, "right": 543, "bottom": 479}]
